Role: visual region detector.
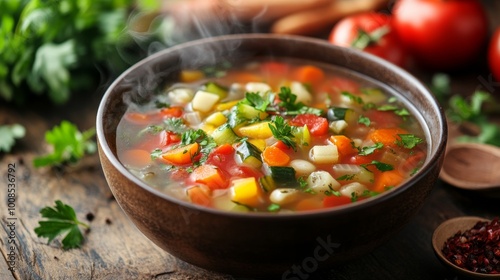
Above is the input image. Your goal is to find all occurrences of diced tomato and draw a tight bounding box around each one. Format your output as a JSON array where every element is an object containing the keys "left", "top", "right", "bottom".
[
  {"left": 399, "top": 149, "right": 425, "bottom": 174},
  {"left": 323, "top": 195, "right": 352, "bottom": 208},
  {"left": 160, "top": 107, "right": 183, "bottom": 118},
  {"left": 365, "top": 109, "right": 403, "bottom": 129},
  {"left": 290, "top": 114, "right": 329, "bottom": 136},
  {"left": 165, "top": 131, "right": 181, "bottom": 145},
  {"left": 260, "top": 62, "right": 289, "bottom": 77},
  {"left": 206, "top": 144, "right": 235, "bottom": 169},
  {"left": 272, "top": 140, "right": 292, "bottom": 151}
]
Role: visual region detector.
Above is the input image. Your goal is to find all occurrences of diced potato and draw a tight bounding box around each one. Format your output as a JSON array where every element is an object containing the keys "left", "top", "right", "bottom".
[
  {"left": 168, "top": 88, "right": 195, "bottom": 104},
  {"left": 269, "top": 188, "right": 301, "bottom": 205},
  {"left": 245, "top": 82, "right": 271, "bottom": 96},
  {"left": 237, "top": 122, "right": 273, "bottom": 139},
  {"left": 192, "top": 90, "right": 220, "bottom": 113},
  {"left": 329, "top": 120, "right": 348, "bottom": 134},
  {"left": 309, "top": 145, "right": 339, "bottom": 164},
  {"left": 340, "top": 182, "right": 368, "bottom": 198},
  {"left": 290, "top": 81, "right": 312, "bottom": 105},
  {"left": 230, "top": 177, "right": 262, "bottom": 207},
  {"left": 307, "top": 171, "right": 341, "bottom": 193},
  {"left": 205, "top": 112, "right": 227, "bottom": 126},
  {"left": 290, "top": 159, "right": 316, "bottom": 176}
]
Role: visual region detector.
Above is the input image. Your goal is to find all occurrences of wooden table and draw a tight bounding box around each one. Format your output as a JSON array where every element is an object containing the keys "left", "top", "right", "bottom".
[{"left": 2, "top": 4, "right": 500, "bottom": 279}]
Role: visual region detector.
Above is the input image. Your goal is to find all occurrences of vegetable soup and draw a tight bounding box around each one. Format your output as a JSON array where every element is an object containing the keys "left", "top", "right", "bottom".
[{"left": 116, "top": 59, "right": 427, "bottom": 213}]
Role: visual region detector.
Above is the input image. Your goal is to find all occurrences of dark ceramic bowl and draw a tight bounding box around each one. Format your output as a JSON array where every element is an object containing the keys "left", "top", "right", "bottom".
[{"left": 96, "top": 34, "right": 447, "bottom": 277}]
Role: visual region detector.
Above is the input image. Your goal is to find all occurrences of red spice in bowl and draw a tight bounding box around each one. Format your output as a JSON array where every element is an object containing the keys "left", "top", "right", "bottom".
[{"left": 442, "top": 217, "right": 500, "bottom": 274}]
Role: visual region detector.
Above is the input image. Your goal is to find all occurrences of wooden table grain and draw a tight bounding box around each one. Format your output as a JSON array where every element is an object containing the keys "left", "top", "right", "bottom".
[{"left": 2, "top": 2, "right": 500, "bottom": 278}]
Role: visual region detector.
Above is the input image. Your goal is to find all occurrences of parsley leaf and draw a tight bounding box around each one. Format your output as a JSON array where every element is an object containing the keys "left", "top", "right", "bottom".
[
  {"left": 277, "top": 87, "right": 322, "bottom": 116},
  {"left": 164, "top": 118, "right": 188, "bottom": 134},
  {"left": 33, "top": 121, "right": 96, "bottom": 167},
  {"left": 245, "top": 92, "right": 270, "bottom": 112},
  {"left": 267, "top": 203, "right": 281, "bottom": 212},
  {"left": 0, "top": 124, "right": 25, "bottom": 153},
  {"left": 358, "top": 115, "right": 371, "bottom": 127},
  {"left": 358, "top": 142, "right": 383, "bottom": 156},
  {"left": 341, "top": 91, "right": 363, "bottom": 104},
  {"left": 180, "top": 129, "right": 216, "bottom": 165},
  {"left": 269, "top": 116, "right": 297, "bottom": 150},
  {"left": 361, "top": 160, "right": 394, "bottom": 172},
  {"left": 34, "top": 200, "right": 89, "bottom": 250},
  {"left": 396, "top": 134, "right": 424, "bottom": 149}
]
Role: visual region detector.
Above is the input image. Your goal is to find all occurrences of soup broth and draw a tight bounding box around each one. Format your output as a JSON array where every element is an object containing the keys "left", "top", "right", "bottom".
[{"left": 116, "top": 58, "right": 427, "bottom": 213}]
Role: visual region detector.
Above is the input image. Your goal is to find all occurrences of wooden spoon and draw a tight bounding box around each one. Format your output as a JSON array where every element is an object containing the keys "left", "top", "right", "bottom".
[
  {"left": 432, "top": 216, "right": 497, "bottom": 279},
  {"left": 439, "top": 143, "right": 500, "bottom": 191}
]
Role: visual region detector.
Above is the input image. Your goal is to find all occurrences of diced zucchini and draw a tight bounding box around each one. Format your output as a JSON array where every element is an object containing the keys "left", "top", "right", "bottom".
[
  {"left": 236, "top": 103, "right": 268, "bottom": 120},
  {"left": 293, "top": 125, "right": 311, "bottom": 147},
  {"left": 259, "top": 175, "right": 277, "bottom": 192},
  {"left": 327, "top": 107, "right": 350, "bottom": 121},
  {"left": 268, "top": 166, "right": 297, "bottom": 187},
  {"left": 204, "top": 82, "right": 228, "bottom": 100},
  {"left": 211, "top": 124, "right": 239, "bottom": 145},
  {"left": 236, "top": 141, "right": 262, "bottom": 169},
  {"left": 236, "top": 121, "right": 273, "bottom": 139},
  {"left": 192, "top": 90, "right": 220, "bottom": 113}
]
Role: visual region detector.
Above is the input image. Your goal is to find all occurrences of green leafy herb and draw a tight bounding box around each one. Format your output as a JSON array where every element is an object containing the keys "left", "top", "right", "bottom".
[
  {"left": 341, "top": 91, "right": 363, "bottom": 104},
  {"left": 277, "top": 87, "right": 322, "bottom": 116},
  {"left": 150, "top": 148, "right": 163, "bottom": 160},
  {"left": 358, "top": 115, "right": 371, "bottom": 127},
  {"left": 269, "top": 116, "right": 297, "bottom": 150},
  {"left": 362, "top": 161, "right": 394, "bottom": 172},
  {"left": 0, "top": 0, "right": 138, "bottom": 104},
  {"left": 337, "top": 174, "right": 356, "bottom": 181},
  {"left": 245, "top": 92, "right": 270, "bottom": 112},
  {"left": 34, "top": 200, "right": 89, "bottom": 250},
  {"left": 361, "top": 190, "right": 380, "bottom": 197},
  {"left": 324, "top": 190, "right": 341, "bottom": 197},
  {"left": 358, "top": 142, "right": 383, "bottom": 156},
  {"left": 164, "top": 118, "right": 187, "bottom": 134},
  {"left": 33, "top": 121, "right": 96, "bottom": 167},
  {"left": 396, "top": 134, "right": 424, "bottom": 149},
  {"left": 0, "top": 124, "right": 25, "bottom": 152},
  {"left": 180, "top": 129, "right": 216, "bottom": 165},
  {"left": 267, "top": 203, "right": 281, "bottom": 212}
]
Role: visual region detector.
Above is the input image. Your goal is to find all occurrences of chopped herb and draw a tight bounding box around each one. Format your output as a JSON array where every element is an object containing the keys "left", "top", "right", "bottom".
[
  {"left": 146, "top": 125, "right": 164, "bottom": 135},
  {"left": 351, "top": 192, "right": 359, "bottom": 202},
  {"left": 361, "top": 190, "right": 380, "bottom": 197},
  {"left": 267, "top": 203, "right": 281, "bottom": 212},
  {"left": 395, "top": 108, "right": 410, "bottom": 117},
  {"left": 33, "top": 121, "right": 96, "bottom": 168},
  {"left": 341, "top": 91, "right": 363, "bottom": 104},
  {"left": 155, "top": 100, "right": 170, "bottom": 109},
  {"left": 244, "top": 92, "right": 270, "bottom": 112},
  {"left": 277, "top": 87, "right": 323, "bottom": 116},
  {"left": 151, "top": 149, "right": 163, "bottom": 160},
  {"left": 358, "top": 115, "right": 371, "bottom": 127},
  {"left": 396, "top": 134, "right": 424, "bottom": 149},
  {"left": 377, "top": 105, "right": 399, "bottom": 111},
  {"left": 362, "top": 160, "right": 394, "bottom": 172},
  {"left": 180, "top": 129, "right": 216, "bottom": 165},
  {"left": 269, "top": 116, "right": 297, "bottom": 150},
  {"left": 324, "top": 190, "right": 341, "bottom": 197},
  {"left": 34, "top": 200, "right": 89, "bottom": 250},
  {"left": 410, "top": 167, "right": 420, "bottom": 176},
  {"left": 0, "top": 124, "right": 25, "bottom": 153},
  {"left": 358, "top": 142, "right": 383, "bottom": 156},
  {"left": 164, "top": 118, "right": 188, "bottom": 134},
  {"left": 297, "top": 176, "right": 308, "bottom": 188}
]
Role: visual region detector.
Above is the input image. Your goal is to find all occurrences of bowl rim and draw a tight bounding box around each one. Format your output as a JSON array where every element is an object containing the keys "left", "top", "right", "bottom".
[{"left": 96, "top": 33, "right": 448, "bottom": 219}]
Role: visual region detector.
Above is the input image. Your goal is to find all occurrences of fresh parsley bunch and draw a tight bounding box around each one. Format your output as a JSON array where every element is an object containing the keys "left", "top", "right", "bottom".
[{"left": 0, "top": 0, "right": 134, "bottom": 104}]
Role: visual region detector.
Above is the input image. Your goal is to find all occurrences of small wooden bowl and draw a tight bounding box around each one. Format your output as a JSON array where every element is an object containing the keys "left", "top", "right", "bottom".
[{"left": 432, "top": 216, "right": 499, "bottom": 279}]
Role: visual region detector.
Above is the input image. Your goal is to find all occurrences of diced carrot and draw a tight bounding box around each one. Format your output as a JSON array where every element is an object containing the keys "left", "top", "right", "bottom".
[
  {"left": 295, "top": 198, "right": 322, "bottom": 211},
  {"left": 180, "top": 70, "right": 205, "bottom": 83},
  {"left": 160, "top": 106, "right": 183, "bottom": 118},
  {"left": 293, "top": 65, "right": 325, "bottom": 85},
  {"left": 323, "top": 195, "right": 352, "bottom": 208},
  {"left": 120, "top": 149, "right": 151, "bottom": 169},
  {"left": 191, "top": 165, "right": 228, "bottom": 190},
  {"left": 368, "top": 128, "right": 408, "bottom": 147},
  {"left": 262, "top": 145, "right": 290, "bottom": 166},
  {"left": 161, "top": 143, "right": 199, "bottom": 165},
  {"left": 186, "top": 185, "right": 211, "bottom": 206},
  {"left": 372, "top": 170, "right": 404, "bottom": 193},
  {"left": 330, "top": 135, "right": 357, "bottom": 159}
]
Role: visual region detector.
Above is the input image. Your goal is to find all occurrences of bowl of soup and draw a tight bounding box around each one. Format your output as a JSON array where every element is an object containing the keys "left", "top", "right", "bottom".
[{"left": 97, "top": 34, "right": 447, "bottom": 277}]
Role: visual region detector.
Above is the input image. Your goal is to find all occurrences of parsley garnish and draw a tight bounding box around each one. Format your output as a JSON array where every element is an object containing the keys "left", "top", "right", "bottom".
[
  {"left": 151, "top": 148, "right": 163, "bottom": 160},
  {"left": 33, "top": 121, "right": 96, "bottom": 167},
  {"left": 34, "top": 200, "right": 89, "bottom": 250},
  {"left": 269, "top": 116, "right": 297, "bottom": 150},
  {"left": 341, "top": 91, "right": 363, "bottom": 104},
  {"left": 337, "top": 174, "right": 356, "bottom": 181},
  {"left": 324, "top": 190, "right": 341, "bottom": 197},
  {"left": 0, "top": 124, "right": 25, "bottom": 153},
  {"left": 180, "top": 129, "right": 216, "bottom": 165},
  {"left": 277, "top": 87, "right": 322, "bottom": 116},
  {"left": 244, "top": 92, "right": 270, "bottom": 112},
  {"left": 358, "top": 115, "right": 371, "bottom": 127},
  {"left": 164, "top": 118, "right": 188, "bottom": 134},
  {"left": 267, "top": 203, "right": 281, "bottom": 212},
  {"left": 361, "top": 160, "right": 394, "bottom": 172},
  {"left": 396, "top": 134, "right": 424, "bottom": 149},
  {"left": 358, "top": 142, "right": 383, "bottom": 156}
]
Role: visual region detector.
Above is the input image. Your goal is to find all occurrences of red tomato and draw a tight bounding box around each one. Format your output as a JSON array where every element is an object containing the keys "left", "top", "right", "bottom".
[
  {"left": 392, "top": 0, "right": 488, "bottom": 70},
  {"left": 489, "top": 28, "right": 500, "bottom": 82},
  {"left": 290, "top": 114, "right": 329, "bottom": 136},
  {"left": 328, "top": 12, "right": 409, "bottom": 68}
]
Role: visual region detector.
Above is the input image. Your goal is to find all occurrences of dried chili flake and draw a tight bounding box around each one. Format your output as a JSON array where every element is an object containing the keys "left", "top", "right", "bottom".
[{"left": 442, "top": 217, "right": 500, "bottom": 274}]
